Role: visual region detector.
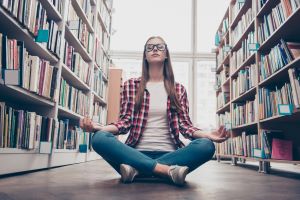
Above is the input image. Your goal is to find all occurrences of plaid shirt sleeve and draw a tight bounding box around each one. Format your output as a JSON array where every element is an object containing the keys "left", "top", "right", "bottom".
[
  {"left": 178, "top": 86, "right": 200, "bottom": 139},
  {"left": 110, "top": 80, "right": 133, "bottom": 135}
]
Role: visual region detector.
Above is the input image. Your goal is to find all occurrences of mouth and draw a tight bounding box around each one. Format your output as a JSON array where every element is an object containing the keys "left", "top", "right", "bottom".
[{"left": 151, "top": 54, "right": 160, "bottom": 57}]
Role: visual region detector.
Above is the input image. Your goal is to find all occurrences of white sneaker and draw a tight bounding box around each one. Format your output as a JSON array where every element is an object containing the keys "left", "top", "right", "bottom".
[
  {"left": 168, "top": 165, "right": 189, "bottom": 185},
  {"left": 120, "top": 164, "right": 138, "bottom": 183}
]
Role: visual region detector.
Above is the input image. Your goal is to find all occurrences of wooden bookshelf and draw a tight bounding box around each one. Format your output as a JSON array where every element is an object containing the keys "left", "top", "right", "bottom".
[
  {"left": 0, "top": 0, "right": 111, "bottom": 175},
  {"left": 215, "top": 0, "right": 300, "bottom": 173}
]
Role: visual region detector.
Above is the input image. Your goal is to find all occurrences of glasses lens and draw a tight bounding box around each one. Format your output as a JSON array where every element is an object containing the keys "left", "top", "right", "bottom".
[
  {"left": 146, "top": 44, "right": 154, "bottom": 52},
  {"left": 157, "top": 44, "right": 166, "bottom": 51}
]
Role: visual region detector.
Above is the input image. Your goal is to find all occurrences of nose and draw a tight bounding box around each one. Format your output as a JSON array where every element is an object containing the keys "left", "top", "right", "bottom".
[{"left": 152, "top": 45, "right": 158, "bottom": 51}]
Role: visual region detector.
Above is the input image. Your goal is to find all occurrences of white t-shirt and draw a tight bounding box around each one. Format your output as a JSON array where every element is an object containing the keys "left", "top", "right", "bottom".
[{"left": 135, "top": 81, "right": 177, "bottom": 152}]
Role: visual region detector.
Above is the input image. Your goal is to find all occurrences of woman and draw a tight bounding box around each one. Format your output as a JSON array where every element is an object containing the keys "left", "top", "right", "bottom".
[{"left": 80, "top": 36, "right": 229, "bottom": 186}]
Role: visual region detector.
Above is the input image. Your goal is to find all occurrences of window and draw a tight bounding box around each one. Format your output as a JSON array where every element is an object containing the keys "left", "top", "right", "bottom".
[
  {"left": 111, "top": 0, "right": 192, "bottom": 52},
  {"left": 196, "top": 61, "right": 217, "bottom": 130},
  {"left": 197, "top": 0, "right": 231, "bottom": 52}
]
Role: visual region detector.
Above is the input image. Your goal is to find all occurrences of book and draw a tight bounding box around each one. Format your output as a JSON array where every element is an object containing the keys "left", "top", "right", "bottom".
[{"left": 271, "top": 138, "right": 293, "bottom": 160}]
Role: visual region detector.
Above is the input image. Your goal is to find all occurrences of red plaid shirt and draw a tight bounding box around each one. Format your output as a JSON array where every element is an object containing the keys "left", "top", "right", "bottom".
[{"left": 111, "top": 77, "right": 200, "bottom": 148}]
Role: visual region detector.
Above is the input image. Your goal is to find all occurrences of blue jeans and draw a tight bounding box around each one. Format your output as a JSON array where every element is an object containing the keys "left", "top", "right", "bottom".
[{"left": 92, "top": 131, "right": 215, "bottom": 176}]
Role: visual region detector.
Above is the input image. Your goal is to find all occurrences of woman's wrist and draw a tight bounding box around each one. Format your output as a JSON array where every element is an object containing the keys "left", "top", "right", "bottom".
[{"left": 193, "top": 130, "right": 210, "bottom": 139}]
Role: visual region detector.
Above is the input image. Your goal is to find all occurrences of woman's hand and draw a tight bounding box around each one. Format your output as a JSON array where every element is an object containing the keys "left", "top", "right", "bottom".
[
  {"left": 206, "top": 126, "right": 230, "bottom": 143},
  {"left": 193, "top": 126, "right": 230, "bottom": 143},
  {"left": 79, "top": 117, "right": 98, "bottom": 132}
]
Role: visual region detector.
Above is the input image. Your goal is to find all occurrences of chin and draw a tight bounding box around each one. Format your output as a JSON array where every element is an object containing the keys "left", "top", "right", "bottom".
[{"left": 148, "top": 59, "right": 164, "bottom": 64}]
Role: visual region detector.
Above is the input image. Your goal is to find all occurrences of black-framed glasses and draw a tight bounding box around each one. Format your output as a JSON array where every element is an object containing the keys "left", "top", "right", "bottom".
[{"left": 145, "top": 43, "right": 167, "bottom": 52}]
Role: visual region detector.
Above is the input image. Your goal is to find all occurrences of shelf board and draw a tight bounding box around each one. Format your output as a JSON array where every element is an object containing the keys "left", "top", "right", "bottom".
[
  {"left": 102, "top": 74, "right": 108, "bottom": 82},
  {"left": 39, "top": 0, "right": 63, "bottom": 22},
  {"left": 216, "top": 154, "right": 233, "bottom": 158},
  {"left": 216, "top": 101, "right": 231, "bottom": 114},
  {"left": 0, "top": 7, "right": 58, "bottom": 64},
  {"left": 257, "top": 0, "right": 280, "bottom": 18},
  {"left": 231, "top": 18, "right": 255, "bottom": 51},
  {"left": 232, "top": 86, "right": 256, "bottom": 103},
  {"left": 230, "top": 0, "right": 252, "bottom": 29},
  {"left": 61, "top": 63, "right": 90, "bottom": 91},
  {"left": 93, "top": 91, "right": 107, "bottom": 105},
  {"left": 97, "top": 11, "right": 111, "bottom": 37},
  {"left": 258, "top": 8, "right": 300, "bottom": 53},
  {"left": 232, "top": 121, "right": 258, "bottom": 130},
  {"left": 217, "top": 54, "right": 230, "bottom": 73},
  {"left": 53, "top": 149, "right": 79, "bottom": 153},
  {"left": 231, "top": 53, "right": 256, "bottom": 78},
  {"left": 0, "top": 148, "right": 39, "bottom": 154},
  {"left": 264, "top": 159, "right": 300, "bottom": 164},
  {"left": 58, "top": 106, "right": 84, "bottom": 120},
  {"left": 258, "top": 57, "right": 300, "bottom": 87},
  {"left": 233, "top": 155, "right": 300, "bottom": 164},
  {"left": 65, "top": 25, "right": 93, "bottom": 62},
  {"left": 233, "top": 155, "right": 263, "bottom": 161},
  {"left": 217, "top": 30, "right": 229, "bottom": 49},
  {"left": 71, "top": 0, "right": 94, "bottom": 33},
  {"left": 259, "top": 111, "right": 300, "bottom": 123},
  {"left": 0, "top": 84, "right": 55, "bottom": 107},
  {"left": 0, "top": 151, "right": 87, "bottom": 175},
  {"left": 222, "top": 77, "right": 231, "bottom": 87},
  {"left": 90, "top": 0, "right": 96, "bottom": 6}
]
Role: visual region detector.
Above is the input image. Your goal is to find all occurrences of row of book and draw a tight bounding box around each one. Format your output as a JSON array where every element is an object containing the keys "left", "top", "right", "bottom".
[
  {"left": 217, "top": 43, "right": 230, "bottom": 67},
  {"left": 67, "top": 2, "right": 93, "bottom": 54},
  {"left": 216, "top": 138, "right": 233, "bottom": 155},
  {"left": 0, "top": 35, "right": 58, "bottom": 99},
  {"left": 259, "top": 39, "right": 300, "bottom": 81},
  {"left": 216, "top": 111, "right": 230, "bottom": 127},
  {"left": 98, "top": 0, "right": 111, "bottom": 32},
  {"left": 0, "top": 102, "right": 54, "bottom": 149},
  {"left": 258, "top": 82, "right": 294, "bottom": 119},
  {"left": 288, "top": 67, "right": 300, "bottom": 108},
  {"left": 231, "top": 132, "right": 259, "bottom": 157},
  {"left": 215, "top": 16, "right": 229, "bottom": 46},
  {"left": 228, "top": 130, "right": 293, "bottom": 160},
  {"left": 230, "top": 0, "right": 245, "bottom": 24},
  {"left": 232, "top": 99, "right": 257, "bottom": 127},
  {"left": 232, "top": 64, "right": 257, "bottom": 99},
  {"left": 217, "top": 90, "right": 230, "bottom": 109},
  {"left": 1, "top": 0, "right": 62, "bottom": 57},
  {"left": 230, "top": 31, "right": 256, "bottom": 72},
  {"left": 231, "top": 5, "right": 255, "bottom": 46},
  {"left": 94, "top": 68, "right": 107, "bottom": 98},
  {"left": 63, "top": 41, "right": 92, "bottom": 87},
  {"left": 216, "top": 65, "right": 229, "bottom": 88},
  {"left": 0, "top": 101, "right": 90, "bottom": 151},
  {"left": 47, "top": 20, "right": 62, "bottom": 57},
  {"left": 92, "top": 102, "right": 107, "bottom": 125},
  {"left": 55, "top": 119, "right": 87, "bottom": 150},
  {"left": 76, "top": 0, "right": 93, "bottom": 25},
  {"left": 49, "top": 0, "right": 64, "bottom": 16},
  {"left": 1, "top": 0, "right": 48, "bottom": 35},
  {"left": 59, "top": 78, "right": 90, "bottom": 116},
  {"left": 258, "top": 2, "right": 288, "bottom": 44}
]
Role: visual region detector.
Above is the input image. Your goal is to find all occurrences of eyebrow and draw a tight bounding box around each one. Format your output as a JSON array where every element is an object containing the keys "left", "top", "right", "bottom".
[{"left": 146, "top": 43, "right": 165, "bottom": 45}]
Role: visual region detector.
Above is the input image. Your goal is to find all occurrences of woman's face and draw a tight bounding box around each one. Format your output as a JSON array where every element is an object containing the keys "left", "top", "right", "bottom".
[{"left": 145, "top": 38, "right": 167, "bottom": 65}]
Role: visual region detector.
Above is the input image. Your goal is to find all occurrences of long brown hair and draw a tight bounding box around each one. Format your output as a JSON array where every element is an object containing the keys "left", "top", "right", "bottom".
[{"left": 134, "top": 36, "right": 182, "bottom": 112}]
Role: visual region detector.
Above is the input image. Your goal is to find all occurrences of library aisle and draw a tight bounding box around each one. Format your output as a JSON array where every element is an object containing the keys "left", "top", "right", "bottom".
[{"left": 0, "top": 160, "right": 299, "bottom": 200}]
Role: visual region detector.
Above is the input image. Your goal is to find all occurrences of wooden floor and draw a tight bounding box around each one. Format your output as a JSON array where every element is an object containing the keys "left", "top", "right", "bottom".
[{"left": 0, "top": 159, "right": 300, "bottom": 200}]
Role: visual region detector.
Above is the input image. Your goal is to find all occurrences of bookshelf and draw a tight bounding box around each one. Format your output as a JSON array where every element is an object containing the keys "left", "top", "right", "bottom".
[
  {"left": 0, "top": 0, "right": 112, "bottom": 175},
  {"left": 215, "top": 0, "right": 300, "bottom": 173}
]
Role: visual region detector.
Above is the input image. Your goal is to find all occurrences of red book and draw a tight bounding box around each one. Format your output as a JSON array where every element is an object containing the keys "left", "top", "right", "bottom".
[{"left": 271, "top": 138, "right": 293, "bottom": 160}]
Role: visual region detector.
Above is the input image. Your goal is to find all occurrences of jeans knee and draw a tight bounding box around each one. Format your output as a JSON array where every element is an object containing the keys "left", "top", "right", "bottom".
[
  {"left": 193, "top": 138, "right": 215, "bottom": 158},
  {"left": 92, "top": 131, "right": 114, "bottom": 150}
]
